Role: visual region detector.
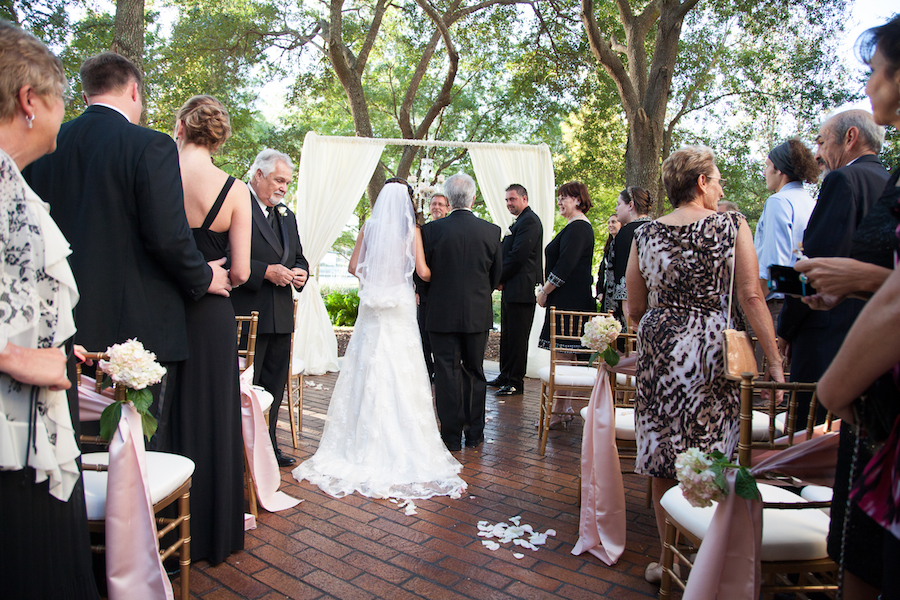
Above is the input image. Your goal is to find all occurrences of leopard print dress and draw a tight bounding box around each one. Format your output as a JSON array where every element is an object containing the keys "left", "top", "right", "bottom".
[{"left": 632, "top": 211, "right": 743, "bottom": 478}]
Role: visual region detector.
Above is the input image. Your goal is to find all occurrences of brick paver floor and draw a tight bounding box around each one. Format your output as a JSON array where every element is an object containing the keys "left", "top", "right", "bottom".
[{"left": 177, "top": 368, "right": 668, "bottom": 599}]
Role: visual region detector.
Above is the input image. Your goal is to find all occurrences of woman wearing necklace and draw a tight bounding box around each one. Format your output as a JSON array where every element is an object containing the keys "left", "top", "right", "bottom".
[
  {"left": 605, "top": 186, "right": 653, "bottom": 330},
  {"left": 537, "top": 181, "right": 596, "bottom": 427}
]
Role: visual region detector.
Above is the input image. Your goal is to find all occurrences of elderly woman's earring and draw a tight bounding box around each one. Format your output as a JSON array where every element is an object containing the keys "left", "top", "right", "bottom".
[{"left": 25, "top": 114, "right": 33, "bottom": 129}]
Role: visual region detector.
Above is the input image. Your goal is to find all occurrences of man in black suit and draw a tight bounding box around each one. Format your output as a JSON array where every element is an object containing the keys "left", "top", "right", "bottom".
[
  {"left": 230, "top": 149, "right": 308, "bottom": 466},
  {"left": 415, "top": 192, "right": 450, "bottom": 379},
  {"left": 488, "top": 184, "right": 542, "bottom": 397},
  {"left": 24, "top": 52, "right": 231, "bottom": 450},
  {"left": 778, "top": 109, "right": 889, "bottom": 413},
  {"left": 422, "top": 173, "right": 502, "bottom": 451}
]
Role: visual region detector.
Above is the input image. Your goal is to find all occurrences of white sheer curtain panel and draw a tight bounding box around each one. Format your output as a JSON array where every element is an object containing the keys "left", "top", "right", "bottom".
[
  {"left": 291, "top": 132, "right": 386, "bottom": 375},
  {"left": 469, "top": 142, "right": 556, "bottom": 377}
]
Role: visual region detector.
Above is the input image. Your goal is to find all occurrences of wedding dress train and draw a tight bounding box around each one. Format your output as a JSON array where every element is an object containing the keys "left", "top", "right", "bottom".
[{"left": 292, "top": 182, "right": 465, "bottom": 500}]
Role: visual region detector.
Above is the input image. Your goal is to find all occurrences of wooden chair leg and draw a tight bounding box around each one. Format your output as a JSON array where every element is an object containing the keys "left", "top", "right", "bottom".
[
  {"left": 244, "top": 448, "right": 258, "bottom": 519},
  {"left": 287, "top": 374, "right": 299, "bottom": 449},
  {"left": 660, "top": 518, "right": 677, "bottom": 599},
  {"left": 178, "top": 490, "right": 191, "bottom": 600},
  {"left": 297, "top": 373, "right": 303, "bottom": 435}
]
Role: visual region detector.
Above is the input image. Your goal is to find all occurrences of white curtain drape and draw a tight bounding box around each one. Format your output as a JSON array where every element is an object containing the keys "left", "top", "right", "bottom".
[
  {"left": 291, "top": 132, "right": 386, "bottom": 375},
  {"left": 469, "top": 143, "right": 555, "bottom": 377}
]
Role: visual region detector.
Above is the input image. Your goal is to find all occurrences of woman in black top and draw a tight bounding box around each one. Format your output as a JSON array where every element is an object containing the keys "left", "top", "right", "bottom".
[
  {"left": 537, "top": 181, "right": 596, "bottom": 425},
  {"left": 605, "top": 187, "right": 652, "bottom": 329}
]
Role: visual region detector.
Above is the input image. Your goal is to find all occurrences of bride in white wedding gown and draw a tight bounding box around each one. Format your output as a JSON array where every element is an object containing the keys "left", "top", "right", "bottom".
[{"left": 292, "top": 181, "right": 466, "bottom": 499}]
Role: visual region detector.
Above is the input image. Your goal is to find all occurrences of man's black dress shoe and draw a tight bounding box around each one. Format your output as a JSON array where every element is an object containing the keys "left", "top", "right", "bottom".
[
  {"left": 486, "top": 377, "right": 504, "bottom": 387},
  {"left": 495, "top": 385, "right": 522, "bottom": 397},
  {"left": 274, "top": 451, "right": 296, "bottom": 467},
  {"left": 465, "top": 436, "right": 484, "bottom": 448}
]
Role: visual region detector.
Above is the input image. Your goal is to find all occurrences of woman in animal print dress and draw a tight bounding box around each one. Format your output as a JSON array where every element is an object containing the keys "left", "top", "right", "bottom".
[{"left": 625, "top": 145, "right": 785, "bottom": 584}]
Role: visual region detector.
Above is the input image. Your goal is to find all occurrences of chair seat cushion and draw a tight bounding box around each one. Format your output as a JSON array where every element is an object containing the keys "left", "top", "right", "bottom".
[
  {"left": 660, "top": 483, "right": 830, "bottom": 562},
  {"left": 82, "top": 451, "right": 195, "bottom": 521},
  {"left": 752, "top": 410, "right": 785, "bottom": 442},
  {"left": 537, "top": 365, "right": 598, "bottom": 387},
  {"left": 800, "top": 485, "right": 833, "bottom": 516},
  {"left": 252, "top": 385, "right": 274, "bottom": 412},
  {"left": 577, "top": 406, "right": 636, "bottom": 441},
  {"left": 614, "top": 407, "right": 636, "bottom": 440}
]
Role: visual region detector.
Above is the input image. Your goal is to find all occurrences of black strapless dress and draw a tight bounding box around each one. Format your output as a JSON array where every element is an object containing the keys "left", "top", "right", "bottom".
[{"left": 169, "top": 176, "right": 244, "bottom": 564}]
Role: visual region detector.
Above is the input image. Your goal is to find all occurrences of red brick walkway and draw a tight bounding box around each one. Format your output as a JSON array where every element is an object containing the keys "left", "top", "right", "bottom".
[{"left": 179, "top": 370, "right": 668, "bottom": 599}]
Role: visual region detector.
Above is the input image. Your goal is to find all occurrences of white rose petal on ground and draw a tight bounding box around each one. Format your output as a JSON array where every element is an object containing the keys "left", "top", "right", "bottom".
[
  {"left": 482, "top": 540, "right": 500, "bottom": 551},
  {"left": 513, "top": 553, "right": 524, "bottom": 559},
  {"left": 509, "top": 516, "right": 522, "bottom": 526}
]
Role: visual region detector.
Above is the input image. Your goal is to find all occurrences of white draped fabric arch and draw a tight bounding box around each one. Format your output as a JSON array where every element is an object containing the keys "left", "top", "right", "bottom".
[{"left": 290, "top": 132, "right": 554, "bottom": 376}]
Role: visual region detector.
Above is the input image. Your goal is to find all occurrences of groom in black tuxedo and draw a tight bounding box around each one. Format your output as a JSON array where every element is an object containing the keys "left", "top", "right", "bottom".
[
  {"left": 24, "top": 52, "right": 230, "bottom": 450},
  {"left": 489, "top": 184, "right": 543, "bottom": 397},
  {"left": 230, "top": 149, "right": 308, "bottom": 466},
  {"left": 422, "top": 173, "right": 502, "bottom": 451}
]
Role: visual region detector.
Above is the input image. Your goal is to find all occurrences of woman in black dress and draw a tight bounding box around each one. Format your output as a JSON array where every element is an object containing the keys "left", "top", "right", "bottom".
[
  {"left": 596, "top": 213, "right": 620, "bottom": 309},
  {"left": 605, "top": 187, "right": 652, "bottom": 330},
  {"left": 171, "top": 95, "right": 251, "bottom": 564},
  {"left": 537, "top": 181, "right": 596, "bottom": 425}
]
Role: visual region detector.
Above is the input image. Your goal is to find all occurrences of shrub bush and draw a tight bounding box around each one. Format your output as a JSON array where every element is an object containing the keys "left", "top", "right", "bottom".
[{"left": 322, "top": 286, "right": 360, "bottom": 326}]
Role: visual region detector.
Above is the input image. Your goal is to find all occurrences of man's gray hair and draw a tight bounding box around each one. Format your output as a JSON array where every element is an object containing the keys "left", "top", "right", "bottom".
[
  {"left": 826, "top": 109, "right": 885, "bottom": 153},
  {"left": 250, "top": 148, "right": 295, "bottom": 178},
  {"left": 443, "top": 173, "right": 477, "bottom": 209}
]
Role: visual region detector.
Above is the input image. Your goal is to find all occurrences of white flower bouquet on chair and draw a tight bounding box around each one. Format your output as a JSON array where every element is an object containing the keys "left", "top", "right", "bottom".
[
  {"left": 580, "top": 315, "right": 622, "bottom": 367},
  {"left": 98, "top": 339, "right": 167, "bottom": 441},
  {"left": 674, "top": 447, "right": 760, "bottom": 508}
]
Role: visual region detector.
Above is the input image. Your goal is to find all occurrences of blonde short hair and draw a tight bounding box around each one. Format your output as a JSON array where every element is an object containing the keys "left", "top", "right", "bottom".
[
  {"left": 0, "top": 20, "right": 66, "bottom": 122},
  {"left": 661, "top": 145, "right": 716, "bottom": 208}
]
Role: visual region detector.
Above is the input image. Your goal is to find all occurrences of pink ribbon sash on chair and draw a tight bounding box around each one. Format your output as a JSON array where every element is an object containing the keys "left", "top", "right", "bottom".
[
  {"left": 239, "top": 368, "right": 301, "bottom": 515},
  {"left": 683, "top": 432, "right": 839, "bottom": 599},
  {"left": 106, "top": 404, "right": 174, "bottom": 600},
  {"left": 77, "top": 375, "right": 115, "bottom": 422},
  {"left": 571, "top": 357, "right": 635, "bottom": 565},
  {"left": 78, "top": 375, "right": 172, "bottom": 599}
]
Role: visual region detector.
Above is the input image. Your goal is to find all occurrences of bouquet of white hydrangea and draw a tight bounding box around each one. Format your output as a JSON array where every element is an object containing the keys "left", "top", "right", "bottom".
[
  {"left": 674, "top": 448, "right": 759, "bottom": 508},
  {"left": 580, "top": 315, "right": 622, "bottom": 367},
  {"left": 98, "top": 339, "right": 167, "bottom": 441}
]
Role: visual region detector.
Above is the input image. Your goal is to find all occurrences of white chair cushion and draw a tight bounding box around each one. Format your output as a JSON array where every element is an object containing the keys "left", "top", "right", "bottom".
[
  {"left": 661, "top": 482, "right": 830, "bottom": 562},
  {"left": 577, "top": 407, "right": 635, "bottom": 441},
  {"left": 752, "top": 410, "right": 785, "bottom": 442},
  {"left": 252, "top": 385, "right": 274, "bottom": 412},
  {"left": 614, "top": 373, "right": 633, "bottom": 386},
  {"left": 82, "top": 452, "right": 195, "bottom": 521},
  {"left": 537, "top": 365, "right": 598, "bottom": 387},
  {"left": 800, "top": 485, "right": 833, "bottom": 515},
  {"left": 614, "top": 407, "right": 636, "bottom": 441}
]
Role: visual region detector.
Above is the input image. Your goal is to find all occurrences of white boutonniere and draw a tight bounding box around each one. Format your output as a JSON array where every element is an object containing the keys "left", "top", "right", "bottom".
[{"left": 276, "top": 204, "right": 288, "bottom": 217}]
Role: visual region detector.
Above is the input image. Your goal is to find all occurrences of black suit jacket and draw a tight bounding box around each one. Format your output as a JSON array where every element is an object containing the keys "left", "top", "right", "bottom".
[
  {"left": 230, "top": 188, "right": 308, "bottom": 335},
  {"left": 778, "top": 154, "right": 889, "bottom": 341},
  {"left": 23, "top": 105, "right": 211, "bottom": 362},
  {"left": 499, "top": 206, "right": 543, "bottom": 303},
  {"left": 421, "top": 209, "right": 502, "bottom": 333}
]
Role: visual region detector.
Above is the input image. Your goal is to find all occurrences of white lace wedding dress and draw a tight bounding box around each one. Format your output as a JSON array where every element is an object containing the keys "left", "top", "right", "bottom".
[{"left": 292, "top": 183, "right": 465, "bottom": 500}]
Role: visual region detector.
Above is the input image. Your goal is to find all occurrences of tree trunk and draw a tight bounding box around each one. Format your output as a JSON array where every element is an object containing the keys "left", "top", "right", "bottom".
[
  {"left": 112, "top": 0, "right": 145, "bottom": 123},
  {"left": 582, "top": 0, "right": 698, "bottom": 216}
]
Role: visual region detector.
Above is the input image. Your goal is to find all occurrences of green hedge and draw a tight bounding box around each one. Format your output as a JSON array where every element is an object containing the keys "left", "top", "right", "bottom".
[{"left": 322, "top": 286, "right": 360, "bottom": 326}]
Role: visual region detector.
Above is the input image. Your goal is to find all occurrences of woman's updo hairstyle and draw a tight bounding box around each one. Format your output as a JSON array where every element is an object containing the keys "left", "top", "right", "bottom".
[
  {"left": 175, "top": 95, "right": 231, "bottom": 151},
  {"left": 661, "top": 145, "right": 716, "bottom": 208},
  {"left": 620, "top": 186, "right": 652, "bottom": 215}
]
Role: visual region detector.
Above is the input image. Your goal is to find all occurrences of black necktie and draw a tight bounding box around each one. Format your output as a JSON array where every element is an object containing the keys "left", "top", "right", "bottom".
[{"left": 267, "top": 205, "right": 282, "bottom": 244}]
